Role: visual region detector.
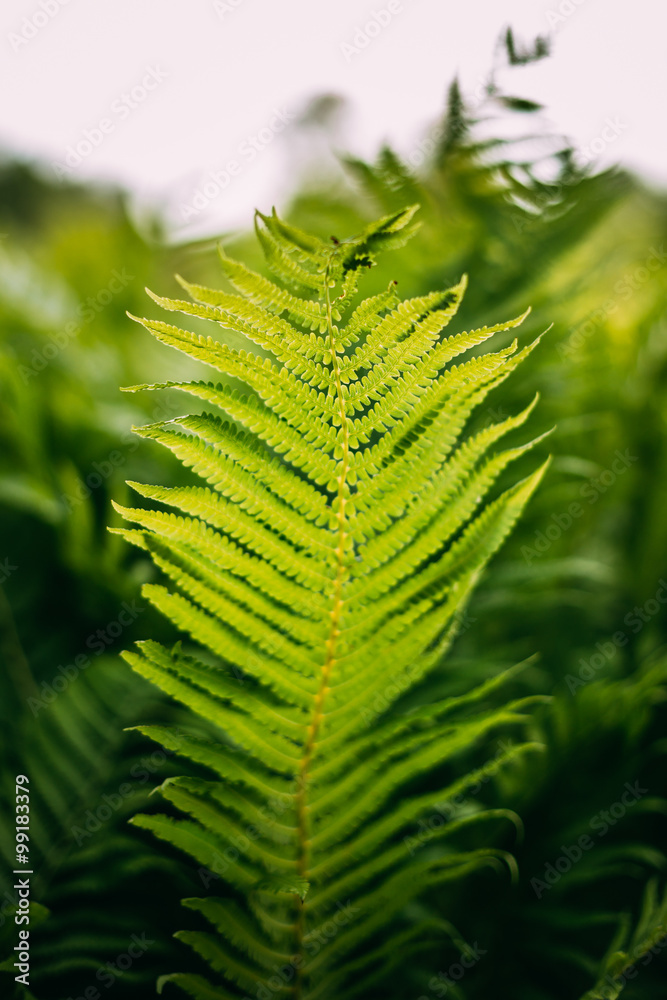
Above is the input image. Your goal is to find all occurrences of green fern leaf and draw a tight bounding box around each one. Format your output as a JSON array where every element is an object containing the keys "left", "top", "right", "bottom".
[{"left": 114, "top": 205, "right": 549, "bottom": 998}]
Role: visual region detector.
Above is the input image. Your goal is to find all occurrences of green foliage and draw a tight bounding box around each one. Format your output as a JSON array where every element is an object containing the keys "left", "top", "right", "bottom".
[
  {"left": 1, "top": 45, "right": 666, "bottom": 999},
  {"left": 579, "top": 879, "right": 667, "bottom": 1000},
  {"left": 114, "top": 206, "right": 551, "bottom": 998},
  {"left": 290, "top": 79, "right": 667, "bottom": 999},
  {"left": 0, "top": 657, "right": 181, "bottom": 999}
]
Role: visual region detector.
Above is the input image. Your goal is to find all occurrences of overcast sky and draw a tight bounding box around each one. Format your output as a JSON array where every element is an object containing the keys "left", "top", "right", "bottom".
[{"left": 1, "top": 0, "right": 664, "bottom": 239}]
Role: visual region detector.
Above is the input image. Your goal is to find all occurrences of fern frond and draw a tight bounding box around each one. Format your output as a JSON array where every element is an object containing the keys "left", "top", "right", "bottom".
[
  {"left": 115, "top": 205, "right": 549, "bottom": 998},
  {"left": 578, "top": 880, "right": 667, "bottom": 1000}
]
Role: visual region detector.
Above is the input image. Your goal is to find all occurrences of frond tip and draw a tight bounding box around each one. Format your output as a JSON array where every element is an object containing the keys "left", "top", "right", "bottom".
[{"left": 114, "top": 204, "right": 549, "bottom": 999}]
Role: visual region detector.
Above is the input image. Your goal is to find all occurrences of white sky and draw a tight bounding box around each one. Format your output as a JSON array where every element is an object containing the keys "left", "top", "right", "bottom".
[{"left": 1, "top": 0, "right": 664, "bottom": 240}]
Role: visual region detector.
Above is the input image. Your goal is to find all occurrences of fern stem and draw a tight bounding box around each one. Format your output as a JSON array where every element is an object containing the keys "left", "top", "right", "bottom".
[{"left": 293, "top": 262, "right": 351, "bottom": 996}]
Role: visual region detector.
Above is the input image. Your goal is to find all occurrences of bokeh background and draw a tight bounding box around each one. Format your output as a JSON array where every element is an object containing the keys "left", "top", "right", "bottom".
[{"left": 0, "top": 2, "right": 666, "bottom": 998}]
